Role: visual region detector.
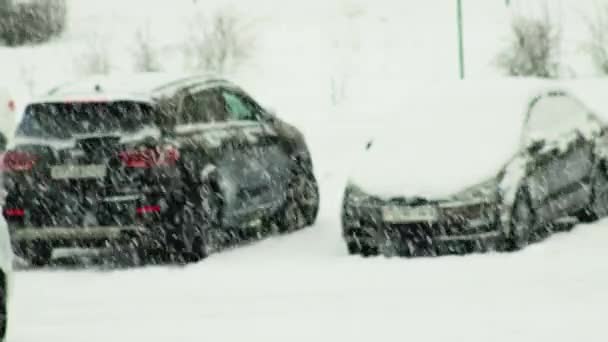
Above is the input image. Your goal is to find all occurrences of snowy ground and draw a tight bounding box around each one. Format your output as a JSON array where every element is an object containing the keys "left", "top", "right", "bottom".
[
  {"left": 8, "top": 168, "right": 608, "bottom": 342},
  {"left": 3, "top": 0, "right": 608, "bottom": 341}
]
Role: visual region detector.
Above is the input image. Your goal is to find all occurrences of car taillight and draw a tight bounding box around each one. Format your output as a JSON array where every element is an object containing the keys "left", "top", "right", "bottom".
[
  {"left": 0, "top": 151, "right": 38, "bottom": 172},
  {"left": 4, "top": 208, "right": 25, "bottom": 217},
  {"left": 136, "top": 205, "right": 161, "bottom": 214},
  {"left": 119, "top": 146, "right": 180, "bottom": 169}
]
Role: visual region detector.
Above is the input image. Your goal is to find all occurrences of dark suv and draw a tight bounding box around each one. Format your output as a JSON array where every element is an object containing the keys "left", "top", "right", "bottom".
[{"left": 1, "top": 73, "right": 319, "bottom": 266}]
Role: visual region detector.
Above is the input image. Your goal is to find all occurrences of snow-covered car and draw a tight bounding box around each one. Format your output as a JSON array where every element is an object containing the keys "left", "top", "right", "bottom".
[
  {"left": 0, "top": 87, "right": 16, "bottom": 151},
  {"left": 0, "top": 203, "right": 13, "bottom": 340},
  {"left": 342, "top": 83, "right": 608, "bottom": 257},
  {"left": 1, "top": 73, "right": 319, "bottom": 266}
]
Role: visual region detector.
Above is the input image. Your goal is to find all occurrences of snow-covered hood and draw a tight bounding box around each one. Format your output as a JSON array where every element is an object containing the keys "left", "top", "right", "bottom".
[{"left": 348, "top": 80, "right": 547, "bottom": 200}]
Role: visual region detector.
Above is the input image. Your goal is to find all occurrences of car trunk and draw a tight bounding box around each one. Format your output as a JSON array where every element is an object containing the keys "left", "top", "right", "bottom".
[{"left": 2, "top": 101, "right": 167, "bottom": 228}]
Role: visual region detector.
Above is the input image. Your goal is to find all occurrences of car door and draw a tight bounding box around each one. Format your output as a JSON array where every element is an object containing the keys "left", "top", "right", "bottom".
[
  {"left": 523, "top": 93, "right": 598, "bottom": 223},
  {"left": 175, "top": 87, "right": 268, "bottom": 226},
  {"left": 219, "top": 88, "right": 291, "bottom": 215}
]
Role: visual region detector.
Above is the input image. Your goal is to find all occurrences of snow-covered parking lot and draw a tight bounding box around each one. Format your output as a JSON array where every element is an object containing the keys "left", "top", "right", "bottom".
[{"left": 10, "top": 204, "right": 608, "bottom": 342}]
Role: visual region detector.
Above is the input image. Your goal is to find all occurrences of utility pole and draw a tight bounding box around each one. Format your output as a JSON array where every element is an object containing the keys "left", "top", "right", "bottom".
[{"left": 457, "top": 0, "right": 465, "bottom": 79}]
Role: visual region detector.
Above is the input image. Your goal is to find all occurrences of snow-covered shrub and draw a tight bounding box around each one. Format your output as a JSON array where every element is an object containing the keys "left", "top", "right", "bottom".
[
  {"left": 583, "top": 4, "right": 608, "bottom": 75},
  {"left": 0, "top": 0, "right": 67, "bottom": 46},
  {"left": 497, "top": 12, "right": 561, "bottom": 78},
  {"left": 132, "top": 26, "right": 162, "bottom": 72},
  {"left": 185, "top": 10, "right": 254, "bottom": 73}
]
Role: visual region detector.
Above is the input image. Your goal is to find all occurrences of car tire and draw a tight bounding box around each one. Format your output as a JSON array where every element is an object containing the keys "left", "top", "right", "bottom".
[
  {"left": 348, "top": 241, "right": 378, "bottom": 257},
  {"left": 297, "top": 168, "right": 320, "bottom": 227},
  {"left": 346, "top": 241, "right": 361, "bottom": 255},
  {"left": 19, "top": 241, "right": 53, "bottom": 267},
  {"left": 0, "top": 272, "right": 6, "bottom": 341},
  {"left": 587, "top": 165, "right": 608, "bottom": 221},
  {"left": 274, "top": 164, "right": 320, "bottom": 233},
  {"left": 508, "top": 189, "right": 535, "bottom": 251},
  {"left": 190, "top": 182, "right": 222, "bottom": 261},
  {"left": 166, "top": 182, "right": 222, "bottom": 264},
  {"left": 360, "top": 244, "right": 379, "bottom": 257},
  {"left": 162, "top": 189, "right": 200, "bottom": 264}
]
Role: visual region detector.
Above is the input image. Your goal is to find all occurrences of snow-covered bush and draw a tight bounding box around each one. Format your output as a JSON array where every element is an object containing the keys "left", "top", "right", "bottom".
[
  {"left": 185, "top": 10, "right": 254, "bottom": 73},
  {"left": 583, "top": 4, "right": 608, "bottom": 75},
  {"left": 0, "top": 0, "right": 67, "bottom": 46},
  {"left": 132, "top": 26, "right": 162, "bottom": 72},
  {"left": 497, "top": 12, "right": 561, "bottom": 78}
]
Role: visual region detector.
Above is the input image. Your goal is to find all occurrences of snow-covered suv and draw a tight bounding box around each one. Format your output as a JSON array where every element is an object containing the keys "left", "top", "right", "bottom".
[
  {"left": 2, "top": 73, "right": 319, "bottom": 266},
  {"left": 342, "top": 82, "right": 608, "bottom": 257}
]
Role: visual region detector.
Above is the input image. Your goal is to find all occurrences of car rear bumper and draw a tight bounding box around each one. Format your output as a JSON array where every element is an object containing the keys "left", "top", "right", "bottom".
[
  {"left": 11, "top": 225, "right": 144, "bottom": 241},
  {"left": 9, "top": 224, "right": 165, "bottom": 248}
]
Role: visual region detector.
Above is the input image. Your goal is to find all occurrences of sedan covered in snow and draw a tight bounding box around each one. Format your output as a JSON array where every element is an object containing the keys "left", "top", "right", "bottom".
[{"left": 342, "top": 83, "right": 608, "bottom": 257}]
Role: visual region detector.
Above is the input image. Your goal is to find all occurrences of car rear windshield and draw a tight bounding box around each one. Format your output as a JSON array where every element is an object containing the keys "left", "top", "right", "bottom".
[{"left": 16, "top": 101, "right": 156, "bottom": 139}]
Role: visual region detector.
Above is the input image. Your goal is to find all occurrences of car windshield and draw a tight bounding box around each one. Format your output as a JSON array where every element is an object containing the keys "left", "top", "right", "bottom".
[{"left": 16, "top": 101, "right": 156, "bottom": 139}]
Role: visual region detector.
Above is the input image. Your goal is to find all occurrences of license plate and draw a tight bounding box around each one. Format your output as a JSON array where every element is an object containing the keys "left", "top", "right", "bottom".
[
  {"left": 51, "top": 164, "right": 107, "bottom": 180},
  {"left": 382, "top": 205, "right": 438, "bottom": 223}
]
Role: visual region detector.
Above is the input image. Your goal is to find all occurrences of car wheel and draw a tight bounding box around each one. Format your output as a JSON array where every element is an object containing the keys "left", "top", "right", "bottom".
[
  {"left": 163, "top": 188, "right": 206, "bottom": 264},
  {"left": 19, "top": 241, "right": 53, "bottom": 267},
  {"left": 588, "top": 165, "right": 608, "bottom": 220},
  {"left": 509, "top": 189, "right": 535, "bottom": 251},
  {"left": 275, "top": 166, "right": 320, "bottom": 233},
  {"left": 190, "top": 183, "right": 222, "bottom": 261},
  {"left": 296, "top": 169, "right": 320, "bottom": 226},
  {"left": 0, "top": 272, "right": 6, "bottom": 341},
  {"left": 345, "top": 228, "right": 380, "bottom": 257},
  {"left": 348, "top": 241, "right": 378, "bottom": 257},
  {"left": 346, "top": 241, "right": 361, "bottom": 255}
]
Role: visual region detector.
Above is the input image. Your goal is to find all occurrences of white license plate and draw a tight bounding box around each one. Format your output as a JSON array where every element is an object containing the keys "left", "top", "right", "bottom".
[
  {"left": 382, "top": 205, "right": 438, "bottom": 223},
  {"left": 51, "top": 164, "right": 107, "bottom": 180}
]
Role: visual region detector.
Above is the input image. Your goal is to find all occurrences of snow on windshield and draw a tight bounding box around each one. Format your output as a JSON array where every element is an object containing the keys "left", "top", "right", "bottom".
[{"left": 523, "top": 92, "right": 600, "bottom": 145}]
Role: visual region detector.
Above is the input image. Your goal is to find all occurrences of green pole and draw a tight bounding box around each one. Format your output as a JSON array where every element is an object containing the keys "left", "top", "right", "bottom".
[{"left": 457, "top": 0, "right": 465, "bottom": 79}]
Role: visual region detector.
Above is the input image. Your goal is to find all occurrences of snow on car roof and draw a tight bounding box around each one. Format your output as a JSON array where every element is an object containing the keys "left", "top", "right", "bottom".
[
  {"left": 348, "top": 79, "right": 551, "bottom": 200},
  {"left": 45, "top": 72, "right": 226, "bottom": 97},
  {"left": 29, "top": 92, "right": 154, "bottom": 105},
  {"left": 27, "top": 72, "right": 234, "bottom": 105}
]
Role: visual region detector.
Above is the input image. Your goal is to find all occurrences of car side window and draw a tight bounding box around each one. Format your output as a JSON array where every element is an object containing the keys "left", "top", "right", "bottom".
[
  {"left": 222, "top": 90, "right": 258, "bottom": 121},
  {"left": 523, "top": 94, "right": 593, "bottom": 145},
  {"left": 180, "top": 89, "right": 228, "bottom": 124}
]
